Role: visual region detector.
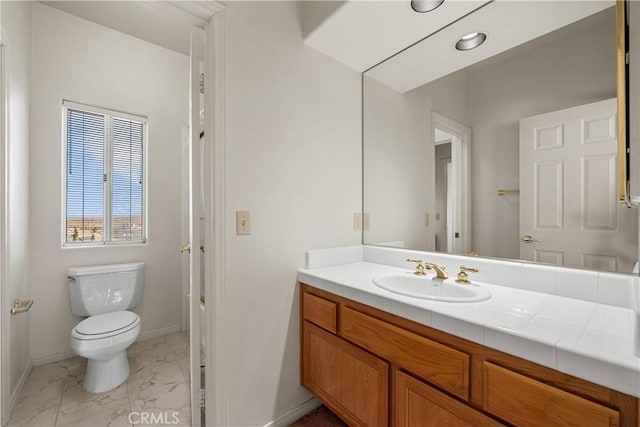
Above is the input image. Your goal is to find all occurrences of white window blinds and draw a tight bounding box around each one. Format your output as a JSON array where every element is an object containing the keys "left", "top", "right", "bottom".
[
  {"left": 111, "top": 118, "right": 144, "bottom": 242},
  {"left": 64, "top": 102, "right": 146, "bottom": 245}
]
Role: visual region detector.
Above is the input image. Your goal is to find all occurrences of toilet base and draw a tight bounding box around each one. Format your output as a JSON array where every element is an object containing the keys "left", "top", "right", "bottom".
[{"left": 83, "top": 351, "right": 130, "bottom": 393}]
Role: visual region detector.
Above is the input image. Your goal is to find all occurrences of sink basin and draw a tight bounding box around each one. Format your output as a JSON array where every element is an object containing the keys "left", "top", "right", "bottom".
[{"left": 372, "top": 274, "right": 491, "bottom": 303}]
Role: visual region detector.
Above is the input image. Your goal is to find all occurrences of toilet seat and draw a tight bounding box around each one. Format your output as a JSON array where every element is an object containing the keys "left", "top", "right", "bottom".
[{"left": 72, "top": 311, "right": 140, "bottom": 341}]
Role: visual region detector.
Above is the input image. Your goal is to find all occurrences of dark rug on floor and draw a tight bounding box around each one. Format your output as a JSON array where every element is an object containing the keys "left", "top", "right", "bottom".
[{"left": 289, "top": 405, "right": 347, "bottom": 426}]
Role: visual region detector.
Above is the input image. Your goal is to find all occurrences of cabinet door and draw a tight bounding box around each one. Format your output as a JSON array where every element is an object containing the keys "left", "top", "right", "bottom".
[
  {"left": 395, "top": 370, "right": 502, "bottom": 427},
  {"left": 302, "top": 321, "right": 389, "bottom": 427},
  {"left": 483, "top": 362, "right": 620, "bottom": 427}
]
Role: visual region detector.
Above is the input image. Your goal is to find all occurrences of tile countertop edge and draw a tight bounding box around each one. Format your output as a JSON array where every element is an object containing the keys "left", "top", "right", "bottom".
[{"left": 297, "top": 263, "right": 640, "bottom": 398}]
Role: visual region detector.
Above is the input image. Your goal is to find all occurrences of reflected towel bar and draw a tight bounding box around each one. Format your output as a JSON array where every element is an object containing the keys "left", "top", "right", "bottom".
[{"left": 497, "top": 189, "right": 519, "bottom": 196}]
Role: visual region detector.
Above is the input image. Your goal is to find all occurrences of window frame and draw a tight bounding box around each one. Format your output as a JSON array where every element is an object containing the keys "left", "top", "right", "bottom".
[{"left": 61, "top": 100, "right": 148, "bottom": 248}]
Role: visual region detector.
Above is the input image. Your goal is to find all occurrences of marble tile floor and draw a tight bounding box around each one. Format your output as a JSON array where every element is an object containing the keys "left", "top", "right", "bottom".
[{"left": 9, "top": 332, "right": 192, "bottom": 427}]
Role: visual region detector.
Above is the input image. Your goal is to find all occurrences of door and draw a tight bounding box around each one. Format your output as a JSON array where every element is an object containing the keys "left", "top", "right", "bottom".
[
  {"left": 186, "top": 30, "right": 204, "bottom": 427},
  {"left": 520, "top": 98, "right": 638, "bottom": 272}
]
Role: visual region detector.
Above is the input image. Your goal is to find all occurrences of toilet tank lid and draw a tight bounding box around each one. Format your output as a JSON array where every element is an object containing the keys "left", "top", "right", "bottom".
[{"left": 67, "top": 262, "right": 144, "bottom": 277}]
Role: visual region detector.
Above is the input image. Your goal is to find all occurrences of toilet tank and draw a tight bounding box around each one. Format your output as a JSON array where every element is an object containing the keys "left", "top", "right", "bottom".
[{"left": 68, "top": 262, "right": 144, "bottom": 316}]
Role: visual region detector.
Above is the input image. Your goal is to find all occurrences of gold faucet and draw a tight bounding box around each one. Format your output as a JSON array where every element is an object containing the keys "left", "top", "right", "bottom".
[
  {"left": 406, "top": 258, "right": 427, "bottom": 276},
  {"left": 456, "top": 265, "right": 479, "bottom": 284},
  {"left": 426, "top": 263, "right": 448, "bottom": 279}
]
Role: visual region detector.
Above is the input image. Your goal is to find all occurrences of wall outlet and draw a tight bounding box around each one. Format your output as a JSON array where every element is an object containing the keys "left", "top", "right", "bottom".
[
  {"left": 236, "top": 211, "right": 250, "bottom": 235},
  {"left": 424, "top": 213, "right": 430, "bottom": 226},
  {"left": 354, "top": 213, "right": 362, "bottom": 231},
  {"left": 363, "top": 213, "right": 370, "bottom": 231}
]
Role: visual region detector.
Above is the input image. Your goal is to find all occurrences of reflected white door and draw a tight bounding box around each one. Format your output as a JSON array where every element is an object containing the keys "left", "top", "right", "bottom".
[{"left": 519, "top": 98, "right": 638, "bottom": 272}]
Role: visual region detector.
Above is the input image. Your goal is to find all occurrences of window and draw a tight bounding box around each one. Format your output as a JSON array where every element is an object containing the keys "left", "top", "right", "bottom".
[{"left": 63, "top": 101, "right": 146, "bottom": 246}]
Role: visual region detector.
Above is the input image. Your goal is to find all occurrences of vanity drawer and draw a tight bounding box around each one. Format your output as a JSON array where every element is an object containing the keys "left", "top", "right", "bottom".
[
  {"left": 340, "top": 306, "right": 469, "bottom": 400},
  {"left": 483, "top": 362, "right": 620, "bottom": 427},
  {"left": 302, "top": 292, "right": 337, "bottom": 333}
]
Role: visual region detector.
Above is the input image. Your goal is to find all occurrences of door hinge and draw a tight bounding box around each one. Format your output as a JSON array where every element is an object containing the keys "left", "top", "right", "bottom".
[
  {"left": 199, "top": 387, "right": 205, "bottom": 408},
  {"left": 626, "top": 52, "right": 630, "bottom": 65},
  {"left": 103, "top": 173, "right": 107, "bottom": 182},
  {"left": 199, "top": 73, "right": 205, "bottom": 94}
]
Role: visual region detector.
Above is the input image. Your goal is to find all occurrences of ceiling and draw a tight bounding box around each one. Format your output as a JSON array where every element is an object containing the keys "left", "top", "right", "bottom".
[
  {"left": 365, "top": 0, "right": 614, "bottom": 93},
  {"left": 40, "top": 1, "right": 219, "bottom": 56},
  {"left": 303, "top": 0, "right": 614, "bottom": 89},
  {"left": 302, "top": 0, "right": 489, "bottom": 72}
]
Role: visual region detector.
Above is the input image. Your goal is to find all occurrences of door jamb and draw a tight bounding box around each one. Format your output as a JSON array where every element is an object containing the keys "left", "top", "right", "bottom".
[
  {"left": 0, "top": 36, "right": 9, "bottom": 427},
  {"left": 203, "top": 8, "right": 227, "bottom": 426}
]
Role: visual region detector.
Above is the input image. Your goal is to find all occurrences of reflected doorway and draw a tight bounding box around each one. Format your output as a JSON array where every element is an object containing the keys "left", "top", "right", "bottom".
[
  {"left": 431, "top": 112, "right": 472, "bottom": 255},
  {"left": 434, "top": 133, "right": 452, "bottom": 252}
]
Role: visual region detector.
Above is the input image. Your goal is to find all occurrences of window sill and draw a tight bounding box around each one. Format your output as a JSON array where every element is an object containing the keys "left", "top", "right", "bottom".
[{"left": 62, "top": 240, "right": 148, "bottom": 249}]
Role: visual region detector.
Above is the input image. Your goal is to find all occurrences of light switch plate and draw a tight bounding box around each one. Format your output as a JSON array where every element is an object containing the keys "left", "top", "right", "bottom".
[
  {"left": 424, "top": 213, "right": 430, "bottom": 226},
  {"left": 363, "top": 213, "right": 370, "bottom": 231},
  {"left": 236, "top": 211, "right": 250, "bottom": 235},
  {"left": 354, "top": 213, "right": 362, "bottom": 231}
]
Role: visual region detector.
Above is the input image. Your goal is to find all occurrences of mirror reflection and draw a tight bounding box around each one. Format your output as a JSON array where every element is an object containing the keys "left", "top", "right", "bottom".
[{"left": 363, "top": 1, "right": 638, "bottom": 273}]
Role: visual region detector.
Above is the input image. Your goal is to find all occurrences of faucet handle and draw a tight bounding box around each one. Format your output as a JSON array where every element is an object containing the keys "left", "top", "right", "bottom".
[
  {"left": 456, "top": 265, "right": 478, "bottom": 284},
  {"left": 406, "top": 258, "right": 427, "bottom": 276}
]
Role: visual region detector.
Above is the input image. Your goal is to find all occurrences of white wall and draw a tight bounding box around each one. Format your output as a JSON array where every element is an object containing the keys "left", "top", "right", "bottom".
[
  {"left": 0, "top": 0, "right": 32, "bottom": 418},
  {"left": 222, "top": 2, "right": 361, "bottom": 425},
  {"left": 363, "top": 70, "right": 469, "bottom": 250},
  {"left": 467, "top": 12, "right": 617, "bottom": 259},
  {"left": 29, "top": 4, "right": 189, "bottom": 362}
]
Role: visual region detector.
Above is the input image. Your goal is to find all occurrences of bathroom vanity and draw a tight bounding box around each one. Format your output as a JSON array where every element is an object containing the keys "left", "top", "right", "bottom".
[{"left": 298, "top": 246, "right": 640, "bottom": 426}]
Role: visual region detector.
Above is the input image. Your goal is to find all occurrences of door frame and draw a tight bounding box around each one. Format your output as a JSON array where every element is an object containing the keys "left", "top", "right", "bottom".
[
  {"left": 154, "top": 2, "right": 225, "bottom": 425},
  {"left": 432, "top": 111, "right": 472, "bottom": 255},
  {"left": 182, "top": 3, "right": 226, "bottom": 426},
  {"left": 0, "top": 37, "right": 9, "bottom": 426},
  {"left": 203, "top": 9, "right": 228, "bottom": 426}
]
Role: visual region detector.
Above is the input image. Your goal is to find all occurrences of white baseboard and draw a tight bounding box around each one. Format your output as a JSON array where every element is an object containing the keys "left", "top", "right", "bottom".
[
  {"left": 137, "top": 324, "right": 182, "bottom": 341},
  {"left": 8, "top": 360, "right": 32, "bottom": 415},
  {"left": 32, "top": 324, "right": 183, "bottom": 366},
  {"left": 32, "top": 350, "right": 76, "bottom": 366},
  {"left": 263, "top": 398, "right": 322, "bottom": 427}
]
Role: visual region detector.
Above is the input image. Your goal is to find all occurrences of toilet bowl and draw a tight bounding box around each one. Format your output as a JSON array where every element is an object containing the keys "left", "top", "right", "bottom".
[
  {"left": 67, "top": 262, "right": 144, "bottom": 393},
  {"left": 70, "top": 311, "right": 141, "bottom": 393}
]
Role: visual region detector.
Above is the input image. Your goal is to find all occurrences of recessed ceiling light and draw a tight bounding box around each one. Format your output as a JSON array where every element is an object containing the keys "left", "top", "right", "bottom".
[
  {"left": 410, "top": 0, "right": 445, "bottom": 13},
  {"left": 455, "top": 32, "right": 487, "bottom": 51}
]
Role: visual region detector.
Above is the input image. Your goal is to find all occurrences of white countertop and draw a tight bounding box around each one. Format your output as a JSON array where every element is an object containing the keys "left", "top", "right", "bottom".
[{"left": 298, "top": 261, "right": 640, "bottom": 398}]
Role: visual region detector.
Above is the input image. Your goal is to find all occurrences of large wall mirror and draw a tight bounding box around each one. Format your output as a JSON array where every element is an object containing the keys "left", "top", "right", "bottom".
[{"left": 363, "top": 0, "right": 640, "bottom": 274}]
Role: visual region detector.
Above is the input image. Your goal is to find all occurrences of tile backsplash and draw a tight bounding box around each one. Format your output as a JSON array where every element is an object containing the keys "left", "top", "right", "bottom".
[{"left": 304, "top": 244, "right": 640, "bottom": 311}]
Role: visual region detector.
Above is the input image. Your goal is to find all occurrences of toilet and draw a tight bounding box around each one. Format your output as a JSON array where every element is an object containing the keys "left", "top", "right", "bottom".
[{"left": 67, "top": 262, "right": 144, "bottom": 393}]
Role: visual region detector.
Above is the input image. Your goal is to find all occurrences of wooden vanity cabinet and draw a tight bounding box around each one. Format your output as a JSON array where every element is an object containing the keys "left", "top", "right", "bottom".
[{"left": 300, "top": 283, "right": 639, "bottom": 427}]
